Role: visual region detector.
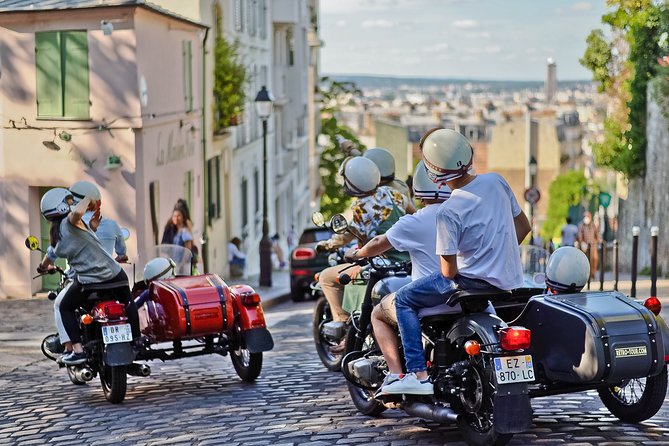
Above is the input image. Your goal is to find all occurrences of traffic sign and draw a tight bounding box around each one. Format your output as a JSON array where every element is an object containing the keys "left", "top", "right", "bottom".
[
  {"left": 524, "top": 186, "right": 541, "bottom": 205},
  {"left": 599, "top": 192, "right": 612, "bottom": 209}
]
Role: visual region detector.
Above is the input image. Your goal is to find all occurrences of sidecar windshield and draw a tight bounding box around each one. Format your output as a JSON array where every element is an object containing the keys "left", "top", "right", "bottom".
[
  {"left": 520, "top": 244, "right": 549, "bottom": 288},
  {"left": 135, "top": 244, "right": 192, "bottom": 283}
]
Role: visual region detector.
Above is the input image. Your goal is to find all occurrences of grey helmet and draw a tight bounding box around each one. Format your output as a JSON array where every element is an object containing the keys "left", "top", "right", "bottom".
[
  {"left": 421, "top": 129, "right": 474, "bottom": 183},
  {"left": 364, "top": 147, "right": 396, "bottom": 182},
  {"left": 413, "top": 160, "right": 451, "bottom": 201},
  {"left": 338, "top": 156, "right": 381, "bottom": 197},
  {"left": 545, "top": 246, "right": 590, "bottom": 293}
]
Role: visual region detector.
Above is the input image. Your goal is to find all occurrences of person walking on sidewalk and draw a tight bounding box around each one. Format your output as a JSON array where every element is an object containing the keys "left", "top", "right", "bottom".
[{"left": 578, "top": 211, "right": 601, "bottom": 279}]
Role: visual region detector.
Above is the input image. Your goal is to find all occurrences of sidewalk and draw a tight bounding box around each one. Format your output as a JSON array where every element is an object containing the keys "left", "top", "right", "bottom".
[{"left": 226, "top": 268, "right": 291, "bottom": 309}]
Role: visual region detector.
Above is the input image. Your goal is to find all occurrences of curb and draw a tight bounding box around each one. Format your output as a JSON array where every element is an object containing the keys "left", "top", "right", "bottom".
[{"left": 259, "top": 291, "right": 292, "bottom": 310}]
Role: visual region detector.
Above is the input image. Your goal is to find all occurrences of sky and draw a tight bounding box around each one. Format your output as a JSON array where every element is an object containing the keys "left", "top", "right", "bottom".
[{"left": 320, "top": 0, "right": 609, "bottom": 81}]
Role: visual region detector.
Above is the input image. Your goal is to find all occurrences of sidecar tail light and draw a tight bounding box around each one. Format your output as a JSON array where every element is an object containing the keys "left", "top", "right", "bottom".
[
  {"left": 644, "top": 297, "right": 662, "bottom": 316},
  {"left": 103, "top": 302, "right": 126, "bottom": 319},
  {"left": 500, "top": 327, "right": 531, "bottom": 351},
  {"left": 240, "top": 292, "right": 261, "bottom": 306}
]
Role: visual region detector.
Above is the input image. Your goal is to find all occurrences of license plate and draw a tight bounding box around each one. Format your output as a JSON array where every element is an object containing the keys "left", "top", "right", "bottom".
[
  {"left": 102, "top": 324, "right": 132, "bottom": 345},
  {"left": 494, "top": 355, "right": 535, "bottom": 384}
]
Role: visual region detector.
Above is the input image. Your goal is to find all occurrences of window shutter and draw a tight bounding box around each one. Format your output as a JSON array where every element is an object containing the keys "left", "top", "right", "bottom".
[
  {"left": 182, "top": 40, "right": 193, "bottom": 112},
  {"left": 62, "top": 31, "right": 90, "bottom": 118},
  {"left": 35, "top": 32, "right": 63, "bottom": 117}
]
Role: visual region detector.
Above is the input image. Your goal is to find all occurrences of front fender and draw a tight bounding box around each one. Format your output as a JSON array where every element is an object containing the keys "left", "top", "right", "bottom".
[{"left": 447, "top": 313, "right": 532, "bottom": 435}]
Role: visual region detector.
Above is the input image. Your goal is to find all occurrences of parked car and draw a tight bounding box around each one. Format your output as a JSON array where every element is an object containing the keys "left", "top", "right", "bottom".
[{"left": 289, "top": 227, "right": 333, "bottom": 301}]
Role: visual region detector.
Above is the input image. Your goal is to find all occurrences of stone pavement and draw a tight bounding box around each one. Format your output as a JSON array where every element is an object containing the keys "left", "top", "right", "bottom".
[{"left": 1, "top": 298, "right": 669, "bottom": 445}]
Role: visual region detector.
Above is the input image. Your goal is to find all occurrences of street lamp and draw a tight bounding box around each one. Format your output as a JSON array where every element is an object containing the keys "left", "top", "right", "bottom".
[
  {"left": 528, "top": 155, "right": 538, "bottom": 230},
  {"left": 255, "top": 86, "right": 274, "bottom": 287}
]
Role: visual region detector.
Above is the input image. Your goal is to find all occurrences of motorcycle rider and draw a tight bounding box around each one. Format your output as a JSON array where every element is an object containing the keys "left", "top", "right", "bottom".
[
  {"left": 545, "top": 246, "right": 590, "bottom": 294},
  {"left": 315, "top": 156, "right": 412, "bottom": 352},
  {"left": 344, "top": 160, "right": 451, "bottom": 390},
  {"left": 363, "top": 147, "right": 414, "bottom": 209},
  {"left": 38, "top": 188, "right": 140, "bottom": 365},
  {"left": 381, "top": 128, "right": 531, "bottom": 395}
]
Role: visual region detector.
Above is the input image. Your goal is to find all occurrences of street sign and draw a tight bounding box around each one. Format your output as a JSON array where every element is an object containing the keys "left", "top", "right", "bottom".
[
  {"left": 599, "top": 192, "right": 612, "bottom": 209},
  {"left": 524, "top": 186, "right": 541, "bottom": 205}
]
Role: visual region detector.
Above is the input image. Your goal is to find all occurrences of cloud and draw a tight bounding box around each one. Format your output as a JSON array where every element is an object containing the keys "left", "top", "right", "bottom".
[
  {"left": 422, "top": 43, "right": 449, "bottom": 53},
  {"left": 336, "top": 20, "right": 347, "bottom": 28},
  {"left": 571, "top": 2, "right": 592, "bottom": 11},
  {"left": 453, "top": 19, "right": 479, "bottom": 29},
  {"left": 361, "top": 19, "right": 397, "bottom": 28},
  {"left": 466, "top": 45, "right": 501, "bottom": 54},
  {"left": 465, "top": 31, "right": 491, "bottom": 39},
  {"left": 525, "top": 48, "right": 537, "bottom": 54}
]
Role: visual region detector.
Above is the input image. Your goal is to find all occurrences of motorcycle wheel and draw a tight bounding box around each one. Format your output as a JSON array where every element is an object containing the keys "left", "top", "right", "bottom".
[
  {"left": 598, "top": 365, "right": 668, "bottom": 423},
  {"left": 344, "top": 322, "right": 386, "bottom": 416},
  {"left": 231, "top": 348, "right": 262, "bottom": 382},
  {"left": 312, "top": 297, "right": 343, "bottom": 372},
  {"left": 455, "top": 347, "right": 513, "bottom": 446},
  {"left": 100, "top": 365, "right": 127, "bottom": 404},
  {"left": 67, "top": 366, "right": 86, "bottom": 385}
]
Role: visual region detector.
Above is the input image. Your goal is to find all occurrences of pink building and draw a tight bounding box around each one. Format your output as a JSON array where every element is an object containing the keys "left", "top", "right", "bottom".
[{"left": 0, "top": 1, "right": 206, "bottom": 297}]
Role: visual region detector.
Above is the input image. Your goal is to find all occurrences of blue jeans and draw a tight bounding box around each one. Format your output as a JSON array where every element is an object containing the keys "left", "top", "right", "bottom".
[{"left": 395, "top": 272, "right": 497, "bottom": 373}]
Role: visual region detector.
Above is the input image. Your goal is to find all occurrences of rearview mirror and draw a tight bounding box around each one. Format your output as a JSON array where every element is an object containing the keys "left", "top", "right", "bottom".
[
  {"left": 311, "top": 212, "right": 325, "bottom": 227},
  {"left": 330, "top": 214, "right": 348, "bottom": 234},
  {"left": 121, "top": 227, "right": 130, "bottom": 240},
  {"left": 25, "top": 236, "right": 40, "bottom": 251}
]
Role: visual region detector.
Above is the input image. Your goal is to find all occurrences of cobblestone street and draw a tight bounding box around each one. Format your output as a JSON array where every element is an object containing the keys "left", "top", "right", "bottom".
[{"left": 2, "top": 299, "right": 669, "bottom": 446}]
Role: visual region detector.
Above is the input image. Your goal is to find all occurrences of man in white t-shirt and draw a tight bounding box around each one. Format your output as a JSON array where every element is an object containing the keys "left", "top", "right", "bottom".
[
  {"left": 380, "top": 129, "right": 531, "bottom": 396},
  {"left": 345, "top": 161, "right": 450, "bottom": 389},
  {"left": 561, "top": 217, "right": 579, "bottom": 247}
]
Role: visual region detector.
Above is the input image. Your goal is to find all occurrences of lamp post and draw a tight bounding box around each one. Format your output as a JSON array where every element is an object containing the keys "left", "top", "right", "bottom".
[
  {"left": 255, "top": 86, "right": 274, "bottom": 287},
  {"left": 528, "top": 155, "right": 538, "bottom": 226}
]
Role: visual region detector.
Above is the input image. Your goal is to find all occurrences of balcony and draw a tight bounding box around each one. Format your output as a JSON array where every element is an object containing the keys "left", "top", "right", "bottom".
[{"left": 272, "top": 0, "right": 299, "bottom": 24}]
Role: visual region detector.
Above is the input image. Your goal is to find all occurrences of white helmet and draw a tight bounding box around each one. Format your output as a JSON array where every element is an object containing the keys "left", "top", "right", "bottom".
[
  {"left": 413, "top": 160, "right": 451, "bottom": 201},
  {"left": 421, "top": 129, "right": 474, "bottom": 183},
  {"left": 69, "top": 180, "right": 101, "bottom": 204},
  {"left": 545, "top": 246, "right": 590, "bottom": 293},
  {"left": 338, "top": 156, "right": 380, "bottom": 197},
  {"left": 40, "top": 188, "right": 72, "bottom": 221},
  {"left": 364, "top": 148, "right": 395, "bottom": 182},
  {"left": 143, "top": 257, "right": 176, "bottom": 282}
]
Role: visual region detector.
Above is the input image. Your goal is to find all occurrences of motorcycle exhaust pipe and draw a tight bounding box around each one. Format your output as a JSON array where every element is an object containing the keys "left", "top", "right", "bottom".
[
  {"left": 74, "top": 367, "right": 94, "bottom": 382},
  {"left": 404, "top": 401, "right": 460, "bottom": 424},
  {"left": 127, "top": 363, "right": 151, "bottom": 377}
]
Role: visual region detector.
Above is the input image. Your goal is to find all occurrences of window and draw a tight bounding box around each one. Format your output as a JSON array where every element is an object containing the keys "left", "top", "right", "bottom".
[
  {"left": 254, "top": 169, "right": 259, "bottom": 214},
  {"left": 286, "top": 29, "right": 294, "bottom": 66},
  {"left": 35, "top": 31, "right": 90, "bottom": 119},
  {"left": 249, "top": 0, "right": 257, "bottom": 36},
  {"left": 182, "top": 40, "right": 193, "bottom": 112},
  {"left": 259, "top": 0, "right": 267, "bottom": 39},
  {"left": 241, "top": 177, "right": 248, "bottom": 229},
  {"left": 207, "top": 157, "right": 221, "bottom": 224},
  {"left": 234, "top": 0, "right": 244, "bottom": 32}
]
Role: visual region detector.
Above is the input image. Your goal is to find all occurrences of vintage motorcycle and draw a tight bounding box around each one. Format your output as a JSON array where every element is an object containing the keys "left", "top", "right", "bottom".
[{"left": 334, "top": 220, "right": 669, "bottom": 446}]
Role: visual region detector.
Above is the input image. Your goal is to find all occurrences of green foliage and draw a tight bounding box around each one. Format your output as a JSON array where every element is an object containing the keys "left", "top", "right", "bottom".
[
  {"left": 541, "top": 171, "right": 589, "bottom": 240},
  {"left": 317, "top": 77, "right": 366, "bottom": 216},
  {"left": 213, "top": 36, "right": 247, "bottom": 132},
  {"left": 580, "top": 0, "right": 664, "bottom": 179}
]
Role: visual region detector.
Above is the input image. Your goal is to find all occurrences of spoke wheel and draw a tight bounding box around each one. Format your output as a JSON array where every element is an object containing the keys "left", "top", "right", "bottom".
[
  {"left": 230, "top": 325, "right": 263, "bottom": 382},
  {"left": 312, "top": 297, "right": 344, "bottom": 371},
  {"left": 344, "top": 322, "right": 386, "bottom": 416},
  {"left": 100, "top": 365, "right": 127, "bottom": 404},
  {"left": 598, "top": 365, "right": 668, "bottom": 422}
]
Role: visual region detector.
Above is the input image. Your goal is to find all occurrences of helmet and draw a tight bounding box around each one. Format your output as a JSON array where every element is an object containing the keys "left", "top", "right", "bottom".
[
  {"left": 69, "top": 180, "right": 101, "bottom": 204},
  {"left": 40, "top": 188, "right": 72, "bottom": 221},
  {"left": 364, "top": 148, "right": 395, "bottom": 182},
  {"left": 413, "top": 160, "right": 451, "bottom": 201},
  {"left": 421, "top": 129, "right": 474, "bottom": 183},
  {"left": 545, "top": 246, "right": 590, "bottom": 293},
  {"left": 338, "top": 156, "right": 380, "bottom": 197},
  {"left": 143, "top": 257, "right": 176, "bottom": 282}
]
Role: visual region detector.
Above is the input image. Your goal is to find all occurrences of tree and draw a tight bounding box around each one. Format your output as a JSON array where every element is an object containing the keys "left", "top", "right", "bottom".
[
  {"left": 541, "top": 171, "right": 589, "bottom": 241},
  {"left": 317, "top": 77, "right": 366, "bottom": 216}
]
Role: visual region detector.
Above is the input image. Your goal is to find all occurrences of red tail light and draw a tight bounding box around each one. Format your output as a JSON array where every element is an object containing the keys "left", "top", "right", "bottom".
[
  {"left": 103, "top": 302, "right": 126, "bottom": 319},
  {"left": 240, "top": 292, "right": 261, "bottom": 306},
  {"left": 499, "top": 327, "right": 531, "bottom": 351},
  {"left": 293, "top": 248, "right": 316, "bottom": 260},
  {"left": 644, "top": 297, "right": 662, "bottom": 316}
]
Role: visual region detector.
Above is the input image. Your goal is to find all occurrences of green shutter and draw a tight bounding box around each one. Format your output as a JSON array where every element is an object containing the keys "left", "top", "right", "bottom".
[
  {"left": 35, "top": 32, "right": 63, "bottom": 117},
  {"left": 62, "top": 31, "right": 90, "bottom": 118},
  {"left": 183, "top": 40, "right": 193, "bottom": 112}
]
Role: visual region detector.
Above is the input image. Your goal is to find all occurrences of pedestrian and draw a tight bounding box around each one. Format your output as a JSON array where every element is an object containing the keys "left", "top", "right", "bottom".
[
  {"left": 271, "top": 233, "right": 286, "bottom": 269},
  {"left": 286, "top": 225, "right": 298, "bottom": 255},
  {"left": 578, "top": 211, "right": 601, "bottom": 279},
  {"left": 561, "top": 217, "right": 579, "bottom": 248},
  {"left": 228, "top": 237, "right": 246, "bottom": 278}
]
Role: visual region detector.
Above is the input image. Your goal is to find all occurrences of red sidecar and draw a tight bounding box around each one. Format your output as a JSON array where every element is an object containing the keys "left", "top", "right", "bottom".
[{"left": 135, "top": 253, "right": 273, "bottom": 382}]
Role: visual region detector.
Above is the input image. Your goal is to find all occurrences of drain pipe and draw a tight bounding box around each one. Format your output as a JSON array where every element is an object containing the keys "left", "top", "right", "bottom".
[{"left": 201, "top": 26, "right": 210, "bottom": 273}]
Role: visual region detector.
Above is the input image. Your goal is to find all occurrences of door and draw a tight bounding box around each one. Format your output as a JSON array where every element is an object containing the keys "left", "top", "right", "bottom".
[{"left": 39, "top": 188, "right": 68, "bottom": 290}]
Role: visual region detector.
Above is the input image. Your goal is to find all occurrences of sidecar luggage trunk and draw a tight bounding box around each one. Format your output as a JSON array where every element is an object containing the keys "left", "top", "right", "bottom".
[
  {"left": 139, "top": 274, "right": 234, "bottom": 342},
  {"left": 516, "top": 291, "right": 664, "bottom": 384}
]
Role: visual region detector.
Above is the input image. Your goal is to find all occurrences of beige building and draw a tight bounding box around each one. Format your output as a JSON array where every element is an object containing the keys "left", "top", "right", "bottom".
[{"left": 0, "top": 2, "right": 206, "bottom": 297}]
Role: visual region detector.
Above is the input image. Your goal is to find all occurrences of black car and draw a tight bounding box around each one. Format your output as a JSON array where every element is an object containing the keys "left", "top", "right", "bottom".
[{"left": 289, "top": 226, "right": 334, "bottom": 301}]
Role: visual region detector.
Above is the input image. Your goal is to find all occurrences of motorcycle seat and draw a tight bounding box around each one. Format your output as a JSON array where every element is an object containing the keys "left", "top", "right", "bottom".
[{"left": 418, "top": 289, "right": 512, "bottom": 320}]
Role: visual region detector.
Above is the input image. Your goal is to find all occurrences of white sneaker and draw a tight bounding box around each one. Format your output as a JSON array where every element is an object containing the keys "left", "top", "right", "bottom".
[
  {"left": 375, "top": 373, "right": 402, "bottom": 396},
  {"left": 379, "top": 372, "right": 433, "bottom": 395}
]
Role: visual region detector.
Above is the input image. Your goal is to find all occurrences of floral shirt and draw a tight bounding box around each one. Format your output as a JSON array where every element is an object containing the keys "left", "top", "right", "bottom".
[{"left": 350, "top": 186, "right": 408, "bottom": 239}]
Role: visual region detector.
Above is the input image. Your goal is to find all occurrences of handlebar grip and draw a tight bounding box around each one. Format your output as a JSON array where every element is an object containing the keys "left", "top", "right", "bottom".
[{"left": 338, "top": 273, "right": 352, "bottom": 285}]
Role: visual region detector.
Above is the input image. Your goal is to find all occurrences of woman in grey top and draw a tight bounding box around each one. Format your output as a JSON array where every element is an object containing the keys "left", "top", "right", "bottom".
[{"left": 39, "top": 188, "right": 139, "bottom": 366}]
